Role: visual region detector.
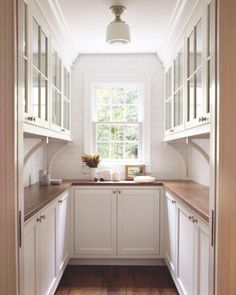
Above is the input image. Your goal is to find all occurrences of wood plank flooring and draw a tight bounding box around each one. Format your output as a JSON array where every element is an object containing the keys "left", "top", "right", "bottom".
[{"left": 55, "top": 265, "right": 178, "bottom": 295}]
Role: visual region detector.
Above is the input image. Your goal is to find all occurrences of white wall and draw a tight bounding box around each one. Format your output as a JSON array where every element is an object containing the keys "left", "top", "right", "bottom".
[
  {"left": 50, "top": 54, "right": 185, "bottom": 180},
  {"left": 24, "top": 138, "right": 45, "bottom": 187},
  {"left": 189, "top": 139, "right": 210, "bottom": 187}
]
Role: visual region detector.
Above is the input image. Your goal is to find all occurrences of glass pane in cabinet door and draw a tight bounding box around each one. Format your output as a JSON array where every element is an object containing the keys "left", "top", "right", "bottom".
[
  {"left": 32, "top": 69, "right": 40, "bottom": 118},
  {"left": 196, "top": 19, "right": 203, "bottom": 70},
  {"left": 40, "top": 31, "right": 47, "bottom": 77},
  {"left": 188, "top": 77, "right": 195, "bottom": 121},
  {"left": 165, "top": 99, "right": 172, "bottom": 130},
  {"left": 196, "top": 70, "right": 203, "bottom": 118},
  {"left": 207, "top": 4, "right": 212, "bottom": 57},
  {"left": 40, "top": 76, "right": 48, "bottom": 121},
  {"left": 23, "top": 59, "right": 28, "bottom": 113},
  {"left": 207, "top": 59, "right": 211, "bottom": 114},
  {"left": 52, "top": 89, "right": 61, "bottom": 126},
  {"left": 188, "top": 31, "right": 194, "bottom": 76},
  {"left": 174, "top": 58, "right": 179, "bottom": 91},
  {"left": 32, "top": 18, "right": 39, "bottom": 69},
  {"left": 179, "top": 88, "right": 183, "bottom": 125},
  {"left": 63, "top": 99, "right": 70, "bottom": 130},
  {"left": 23, "top": 3, "right": 27, "bottom": 56},
  {"left": 56, "top": 57, "right": 62, "bottom": 90},
  {"left": 165, "top": 72, "right": 169, "bottom": 99},
  {"left": 174, "top": 93, "right": 179, "bottom": 127},
  {"left": 179, "top": 50, "right": 183, "bottom": 86},
  {"left": 52, "top": 50, "right": 56, "bottom": 86}
]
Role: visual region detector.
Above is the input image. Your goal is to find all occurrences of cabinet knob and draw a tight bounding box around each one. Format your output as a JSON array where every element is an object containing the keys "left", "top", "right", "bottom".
[
  {"left": 61, "top": 129, "right": 65, "bottom": 132},
  {"left": 188, "top": 216, "right": 194, "bottom": 221},
  {"left": 171, "top": 200, "right": 176, "bottom": 204},
  {"left": 192, "top": 218, "right": 198, "bottom": 224},
  {"left": 41, "top": 214, "right": 46, "bottom": 220},
  {"left": 113, "top": 191, "right": 116, "bottom": 194},
  {"left": 36, "top": 216, "right": 42, "bottom": 223},
  {"left": 58, "top": 200, "right": 63, "bottom": 203},
  {"left": 199, "top": 117, "right": 202, "bottom": 122}
]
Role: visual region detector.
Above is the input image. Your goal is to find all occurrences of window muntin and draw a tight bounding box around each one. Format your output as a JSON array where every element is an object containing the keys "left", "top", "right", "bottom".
[{"left": 93, "top": 84, "right": 143, "bottom": 161}]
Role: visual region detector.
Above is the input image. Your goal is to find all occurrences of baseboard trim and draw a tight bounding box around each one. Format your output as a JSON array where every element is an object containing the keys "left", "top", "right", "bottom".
[{"left": 68, "top": 258, "right": 166, "bottom": 266}]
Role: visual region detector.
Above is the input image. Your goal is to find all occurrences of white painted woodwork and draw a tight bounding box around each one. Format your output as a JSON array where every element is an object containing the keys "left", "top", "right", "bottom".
[
  {"left": 197, "top": 219, "right": 209, "bottom": 295},
  {"left": 118, "top": 189, "right": 160, "bottom": 255},
  {"left": 24, "top": 219, "right": 37, "bottom": 295},
  {"left": 37, "top": 203, "right": 57, "bottom": 295},
  {"left": 164, "top": 192, "right": 177, "bottom": 273},
  {"left": 57, "top": 192, "right": 69, "bottom": 273},
  {"left": 74, "top": 189, "right": 117, "bottom": 255}
]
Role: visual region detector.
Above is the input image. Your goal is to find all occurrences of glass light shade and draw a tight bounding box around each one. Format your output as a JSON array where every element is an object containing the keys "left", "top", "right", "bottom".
[{"left": 106, "top": 21, "right": 130, "bottom": 45}]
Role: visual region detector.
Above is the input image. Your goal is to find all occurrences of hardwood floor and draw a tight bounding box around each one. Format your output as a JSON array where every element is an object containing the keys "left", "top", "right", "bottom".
[{"left": 55, "top": 265, "right": 178, "bottom": 295}]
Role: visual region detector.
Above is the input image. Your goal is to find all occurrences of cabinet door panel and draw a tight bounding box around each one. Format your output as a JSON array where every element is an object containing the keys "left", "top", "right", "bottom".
[
  {"left": 176, "top": 204, "right": 196, "bottom": 295},
  {"left": 118, "top": 189, "right": 160, "bottom": 255},
  {"left": 57, "top": 193, "right": 69, "bottom": 272},
  {"left": 165, "top": 192, "right": 176, "bottom": 272},
  {"left": 24, "top": 220, "right": 37, "bottom": 295},
  {"left": 74, "top": 189, "right": 116, "bottom": 255},
  {"left": 38, "top": 205, "right": 57, "bottom": 295}
]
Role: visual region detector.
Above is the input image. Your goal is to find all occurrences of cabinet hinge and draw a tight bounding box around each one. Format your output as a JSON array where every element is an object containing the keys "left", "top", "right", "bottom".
[
  {"left": 18, "top": 210, "right": 22, "bottom": 248},
  {"left": 211, "top": 210, "right": 215, "bottom": 247}
]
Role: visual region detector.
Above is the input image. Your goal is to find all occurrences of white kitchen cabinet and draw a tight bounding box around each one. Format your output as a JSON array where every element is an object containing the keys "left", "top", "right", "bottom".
[
  {"left": 38, "top": 203, "right": 57, "bottom": 295},
  {"left": 176, "top": 202, "right": 197, "bottom": 295},
  {"left": 57, "top": 192, "right": 69, "bottom": 273},
  {"left": 24, "top": 217, "right": 37, "bottom": 295},
  {"left": 164, "top": 192, "right": 177, "bottom": 274},
  {"left": 24, "top": 190, "right": 70, "bottom": 295},
  {"left": 118, "top": 189, "right": 160, "bottom": 255},
  {"left": 74, "top": 189, "right": 117, "bottom": 255},
  {"left": 165, "top": 192, "right": 210, "bottom": 295}
]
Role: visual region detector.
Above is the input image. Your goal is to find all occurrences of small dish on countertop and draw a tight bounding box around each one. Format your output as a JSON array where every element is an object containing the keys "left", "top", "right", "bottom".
[{"left": 133, "top": 176, "right": 156, "bottom": 183}]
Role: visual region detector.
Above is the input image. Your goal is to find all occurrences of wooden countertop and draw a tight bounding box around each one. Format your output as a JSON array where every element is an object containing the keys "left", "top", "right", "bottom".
[
  {"left": 24, "top": 179, "right": 209, "bottom": 223},
  {"left": 70, "top": 179, "right": 164, "bottom": 186},
  {"left": 164, "top": 180, "right": 209, "bottom": 222},
  {"left": 24, "top": 181, "right": 71, "bottom": 221}
]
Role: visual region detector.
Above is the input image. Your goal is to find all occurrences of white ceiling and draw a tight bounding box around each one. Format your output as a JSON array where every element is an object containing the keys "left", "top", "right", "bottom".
[{"left": 57, "top": 0, "right": 178, "bottom": 58}]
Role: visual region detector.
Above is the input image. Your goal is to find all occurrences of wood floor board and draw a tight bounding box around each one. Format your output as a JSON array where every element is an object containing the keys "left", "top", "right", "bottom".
[{"left": 55, "top": 266, "right": 178, "bottom": 295}]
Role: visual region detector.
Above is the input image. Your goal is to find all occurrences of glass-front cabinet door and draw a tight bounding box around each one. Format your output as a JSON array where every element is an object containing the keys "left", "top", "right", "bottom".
[
  {"left": 51, "top": 49, "right": 62, "bottom": 131},
  {"left": 186, "top": 18, "right": 204, "bottom": 127},
  {"left": 30, "top": 17, "right": 49, "bottom": 127},
  {"left": 164, "top": 67, "right": 173, "bottom": 134},
  {"left": 62, "top": 67, "right": 71, "bottom": 133}
]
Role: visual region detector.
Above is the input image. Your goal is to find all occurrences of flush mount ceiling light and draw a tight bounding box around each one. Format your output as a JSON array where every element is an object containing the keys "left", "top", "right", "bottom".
[{"left": 106, "top": 5, "right": 131, "bottom": 45}]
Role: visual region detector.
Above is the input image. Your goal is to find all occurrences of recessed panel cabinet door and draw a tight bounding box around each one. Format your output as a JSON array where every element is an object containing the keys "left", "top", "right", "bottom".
[
  {"left": 74, "top": 189, "right": 117, "bottom": 255},
  {"left": 165, "top": 192, "right": 177, "bottom": 273},
  {"left": 57, "top": 193, "right": 69, "bottom": 273},
  {"left": 118, "top": 189, "right": 160, "bottom": 255},
  {"left": 176, "top": 203, "right": 196, "bottom": 295},
  {"left": 24, "top": 219, "right": 37, "bottom": 295},
  {"left": 38, "top": 204, "right": 57, "bottom": 295}
]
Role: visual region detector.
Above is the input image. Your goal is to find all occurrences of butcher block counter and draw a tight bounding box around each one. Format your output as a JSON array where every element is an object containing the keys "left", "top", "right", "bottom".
[{"left": 24, "top": 179, "right": 209, "bottom": 222}]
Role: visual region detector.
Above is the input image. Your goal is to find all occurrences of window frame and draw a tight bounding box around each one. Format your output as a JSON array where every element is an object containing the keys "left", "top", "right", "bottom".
[{"left": 84, "top": 78, "right": 151, "bottom": 165}]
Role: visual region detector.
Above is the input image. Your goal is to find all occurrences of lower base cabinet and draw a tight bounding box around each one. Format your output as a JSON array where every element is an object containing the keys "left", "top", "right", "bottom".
[
  {"left": 164, "top": 192, "right": 209, "bottom": 295},
  {"left": 24, "top": 191, "right": 69, "bottom": 295},
  {"left": 74, "top": 187, "right": 161, "bottom": 257}
]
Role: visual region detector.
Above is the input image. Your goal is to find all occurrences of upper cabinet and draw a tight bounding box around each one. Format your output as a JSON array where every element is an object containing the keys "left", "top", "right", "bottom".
[
  {"left": 20, "top": 0, "right": 71, "bottom": 141},
  {"left": 164, "top": 0, "right": 216, "bottom": 141}
]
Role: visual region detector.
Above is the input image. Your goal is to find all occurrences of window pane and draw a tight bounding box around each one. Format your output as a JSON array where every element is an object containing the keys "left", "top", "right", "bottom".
[
  {"left": 40, "top": 76, "right": 47, "bottom": 121},
  {"left": 97, "top": 105, "right": 110, "bottom": 121},
  {"left": 96, "top": 87, "right": 110, "bottom": 104},
  {"left": 125, "top": 88, "right": 138, "bottom": 104},
  {"left": 97, "top": 143, "right": 110, "bottom": 159},
  {"left": 111, "top": 125, "right": 124, "bottom": 141},
  {"left": 111, "top": 88, "right": 124, "bottom": 104},
  {"left": 126, "top": 105, "right": 138, "bottom": 122},
  {"left": 32, "top": 69, "right": 39, "bottom": 118},
  {"left": 196, "top": 69, "right": 203, "bottom": 118},
  {"left": 188, "top": 77, "right": 195, "bottom": 121},
  {"left": 111, "top": 143, "right": 123, "bottom": 159},
  {"left": 32, "top": 18, "right": 39, "bottom": 69},
  {"left": 188, "top": 30, "right": 194, "bottom": 76},
  {"left": 111, "top": 105, "right": 124, "bottom": 121},
  {"left": 40, "top": 30, "right": 47, "bottom": 77},
  {"left": 125, "top": 125, "right": 139, "bottom": 141},
  {"left": 125, "top": 142, "right": 138, "bottom": 159},
  {"left": 96, "top": 124, "right": 110, "bottom": 141},
  {"left": 196, "top": 19, "right": 203, "bottom": 70}
]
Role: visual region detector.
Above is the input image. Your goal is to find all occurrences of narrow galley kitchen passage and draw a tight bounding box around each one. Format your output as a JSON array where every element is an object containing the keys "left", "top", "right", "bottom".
[{"left": 55, "top": 266, "right": 179, "bottom": 295}]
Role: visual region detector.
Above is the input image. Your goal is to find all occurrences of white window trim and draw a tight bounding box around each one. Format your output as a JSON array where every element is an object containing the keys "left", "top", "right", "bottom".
[{"left": 84, "top": 76, "right": 151, "bottom": 166}]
